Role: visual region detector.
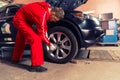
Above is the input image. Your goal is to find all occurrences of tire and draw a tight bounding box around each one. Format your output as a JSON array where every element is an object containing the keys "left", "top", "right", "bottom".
[{"left": 44, "top": 26, "right": 79, "bottom": 64}]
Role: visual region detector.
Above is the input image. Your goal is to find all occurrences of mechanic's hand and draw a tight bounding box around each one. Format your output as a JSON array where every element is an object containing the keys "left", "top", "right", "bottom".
[{"left": 49, "top": 43, "right": 56, "bottom": 51}]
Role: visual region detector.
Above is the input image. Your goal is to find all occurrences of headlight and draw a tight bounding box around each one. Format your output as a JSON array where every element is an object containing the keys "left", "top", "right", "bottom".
[{"left": 73, "top": 13, "right": 85, "bottom": 20}]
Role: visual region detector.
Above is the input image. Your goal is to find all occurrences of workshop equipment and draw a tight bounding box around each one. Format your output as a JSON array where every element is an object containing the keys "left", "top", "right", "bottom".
[{"left": 99, "top": 13, "right": 119, "bottom": 45}]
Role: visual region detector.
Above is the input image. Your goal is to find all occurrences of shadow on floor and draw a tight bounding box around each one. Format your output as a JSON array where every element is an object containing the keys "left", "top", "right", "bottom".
[{"left": 0, "top": 56, "right": 31, "bottom": 70}]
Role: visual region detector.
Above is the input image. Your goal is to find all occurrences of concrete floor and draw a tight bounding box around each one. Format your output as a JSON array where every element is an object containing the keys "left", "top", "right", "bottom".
[{"left": 0, "top": 45, "right": 120, "bottom": 80}]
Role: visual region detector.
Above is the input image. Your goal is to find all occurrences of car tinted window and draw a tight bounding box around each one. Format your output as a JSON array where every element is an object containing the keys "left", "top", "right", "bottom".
[
  {"left": 0, "top": 5, "right": 7, "bottom": 12},
  {"left": 0, "top": 6, "right": 7, "bottom": 17},
  {"left": 6, "top": 7, "right": 18, "bottom": 16}
]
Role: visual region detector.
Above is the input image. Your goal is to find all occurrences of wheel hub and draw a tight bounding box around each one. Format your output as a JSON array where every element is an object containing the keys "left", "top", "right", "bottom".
[
  {"left": 48, "top": 31, "right": 72, "bottom": 59},
  {"left": 56, "top": 42, "right": 62, "bottom": 47}
]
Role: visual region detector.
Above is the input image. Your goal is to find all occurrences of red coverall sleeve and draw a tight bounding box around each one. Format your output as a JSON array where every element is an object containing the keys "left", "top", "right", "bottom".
[{"left": 35, "top": 11, "right": 51, "bottom": 45}]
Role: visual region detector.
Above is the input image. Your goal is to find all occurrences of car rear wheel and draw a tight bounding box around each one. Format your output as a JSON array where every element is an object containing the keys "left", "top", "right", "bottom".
[{"left": 44, "top": 26, "right": 79, "bottom": 64}]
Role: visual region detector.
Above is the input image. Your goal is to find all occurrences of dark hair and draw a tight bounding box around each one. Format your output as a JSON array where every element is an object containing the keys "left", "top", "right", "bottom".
[{"left": 51, "top": 7, "right": 65, "bottom": 19}]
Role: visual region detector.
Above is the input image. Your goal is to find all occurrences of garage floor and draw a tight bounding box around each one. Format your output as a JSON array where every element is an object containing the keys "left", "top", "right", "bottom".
[{"left": 0, "top": 45, "right": 120, "bottom": 80}]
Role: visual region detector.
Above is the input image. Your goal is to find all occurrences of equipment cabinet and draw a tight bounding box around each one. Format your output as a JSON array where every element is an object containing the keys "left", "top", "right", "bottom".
[{"left": 100, "top": 19, "right": 118, "bottom": 45}]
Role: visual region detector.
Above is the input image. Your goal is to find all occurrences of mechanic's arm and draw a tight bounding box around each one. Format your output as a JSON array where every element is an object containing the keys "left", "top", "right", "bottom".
[
  {"left": 35, "top": 11, "right": 51, "bottom": 45},
  {"left": 36, "top": 12, "right": 56, "bottom": 50}
]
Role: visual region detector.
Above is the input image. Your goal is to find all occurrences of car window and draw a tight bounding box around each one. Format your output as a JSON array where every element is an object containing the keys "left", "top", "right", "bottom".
[
  {"left": 0, "top": 1, "right": 8, "bottom": 8},
  {"left": 0, "top": 6, "right": 6, "bottom": 12},
  {"left": 0, "top": 6, "right": 19, "bottom": 20},
  {"left": 0, "top": 6, "right": 7, "bottom": 18},
  {"left": 7, "top": 6, "right": 18, "bottom": 16}
]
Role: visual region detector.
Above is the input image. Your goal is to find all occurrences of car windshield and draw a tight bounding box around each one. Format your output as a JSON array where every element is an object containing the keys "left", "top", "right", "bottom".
[
  {"left": 0, "top": 1, "right": 8, "bottom": 12},
  {"left": 0, "top": 1, "right": 8, "bottom": 8},
  {"left": 0, "top": 5, "right": 7, "bottom": 12}
]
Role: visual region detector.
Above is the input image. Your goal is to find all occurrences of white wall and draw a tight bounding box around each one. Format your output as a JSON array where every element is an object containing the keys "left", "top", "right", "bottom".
[{"left": 76, "top": 0, "right": 120, "bottom": 20}]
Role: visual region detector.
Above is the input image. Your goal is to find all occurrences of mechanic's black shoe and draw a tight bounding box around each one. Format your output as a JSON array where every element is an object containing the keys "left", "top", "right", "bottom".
[{"left": 28, "top": 66, "right": 48, "bottom": 72}]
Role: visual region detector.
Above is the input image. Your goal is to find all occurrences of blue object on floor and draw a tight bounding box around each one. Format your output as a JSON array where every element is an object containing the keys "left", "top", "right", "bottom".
[
  {"left": 102, "top": 35, "right": 118, "bottom": 42},
  {"left": 101, "top": 19, "right": 118, "bottom": 43}
]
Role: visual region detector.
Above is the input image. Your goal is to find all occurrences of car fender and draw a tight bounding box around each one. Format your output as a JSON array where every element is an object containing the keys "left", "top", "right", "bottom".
[{"left": 47, "top": 18, "right": 85, "bottom": 47}]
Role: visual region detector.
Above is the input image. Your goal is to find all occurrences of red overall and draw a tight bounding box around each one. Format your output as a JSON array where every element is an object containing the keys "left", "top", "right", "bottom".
[{"left": 12, "top": 2, "right": 51, "bottom": 66}]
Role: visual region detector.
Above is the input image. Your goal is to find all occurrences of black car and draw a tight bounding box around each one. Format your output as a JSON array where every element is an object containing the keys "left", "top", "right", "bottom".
[
  {"left": 0, "top": 0, "right": 104, "bottom": 63},
  {"left": 0, "top": 3, "right": 23, "bottom": 46}
]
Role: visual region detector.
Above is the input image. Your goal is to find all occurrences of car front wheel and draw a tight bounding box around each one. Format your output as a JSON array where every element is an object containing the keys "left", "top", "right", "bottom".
[{"left": 44, "top": 26, "right": 79, "bottom": 64}]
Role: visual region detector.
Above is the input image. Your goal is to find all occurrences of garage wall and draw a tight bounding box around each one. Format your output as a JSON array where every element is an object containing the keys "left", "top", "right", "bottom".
[{"left": 76, "top": 0, "right": 120, "bottom": 21}]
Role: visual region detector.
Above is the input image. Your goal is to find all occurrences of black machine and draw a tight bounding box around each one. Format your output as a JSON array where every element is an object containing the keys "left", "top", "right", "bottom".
[{"left": 0, "top": 0, "right": 104, "bottom": 63}]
